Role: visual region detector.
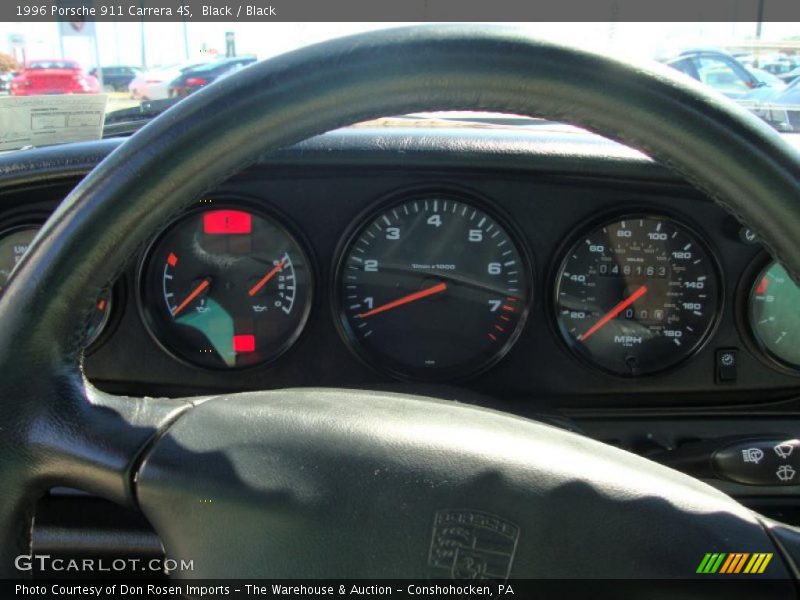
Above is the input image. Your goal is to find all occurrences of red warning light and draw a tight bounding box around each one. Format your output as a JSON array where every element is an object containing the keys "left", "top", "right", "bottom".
[
  {"left": 203, "top": 210, "right": 252, "bottom": 235},
  {"left": 167, "top": 252, "right": 178, "bottom": 267},
  {"left": 233, "top": 334, "right": 256, "bottom": 353},
  {"left": 756, "top": 276, "right": 769, "bottom": 295}
]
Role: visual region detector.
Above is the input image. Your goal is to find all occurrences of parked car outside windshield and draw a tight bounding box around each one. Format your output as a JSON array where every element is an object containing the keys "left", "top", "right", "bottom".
[
  {"left": 89, "top": 65, "right": 141, "bottom": 92},
  {"left": 10, "top": 59, "right": 99, "bottom": 96},
  {"left": 167, "top": 56, "right": 257, "bottom": 98},
  {"left": 128, "top": 62, "right": 207, "bottom": 100}
]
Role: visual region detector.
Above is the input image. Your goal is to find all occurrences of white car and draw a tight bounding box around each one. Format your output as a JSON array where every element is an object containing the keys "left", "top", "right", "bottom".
[{"left": 128, "top": 62, "right": 206, "bottom": 100}]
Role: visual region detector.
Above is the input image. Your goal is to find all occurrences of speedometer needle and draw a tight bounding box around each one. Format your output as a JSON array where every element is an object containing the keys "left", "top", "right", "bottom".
[
  {"left": 357, "top": 282, "right": 447, "bottom": 319},
  {"left": 578, "top": 284, "right": 648, "bottom": 342},
  {"left": 248, "top": 258, "right": 287, "bottom": 297},
  {"left": 172, "top": 278, "right": 211, "bottom": 317}
]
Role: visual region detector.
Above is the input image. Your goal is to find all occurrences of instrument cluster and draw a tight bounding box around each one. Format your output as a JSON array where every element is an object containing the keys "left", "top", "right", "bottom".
[{"left": 2, "top": 187, "right": 799, "bottom": 385}]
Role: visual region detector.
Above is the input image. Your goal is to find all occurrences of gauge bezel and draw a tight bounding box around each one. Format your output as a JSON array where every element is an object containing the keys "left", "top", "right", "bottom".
[
  {"left": 0, "top": 221, "right": 46, "bottom": 293},
  {"left": 738, "top": 252, "right": 800, "bottom": 377},
  {"left": 549, "top": 209, "right": 724, "bottom": 378},
  {"left": 331, "top": 185, "right": 534, "bottom": 382},
  {"left": 137, "top": 197, "right": 316, "bottom": 371},
  {"left": 0, "top": 217, "right": 120, "bottom": 353},
  {"left": 83, "top": 281, "right": 123, "bottom": 355}
]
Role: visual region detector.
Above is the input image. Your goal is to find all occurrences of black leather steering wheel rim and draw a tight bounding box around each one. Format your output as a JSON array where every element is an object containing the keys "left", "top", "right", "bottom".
[{"left": 0, "top": 24, "right": 799, "bottom": 581}]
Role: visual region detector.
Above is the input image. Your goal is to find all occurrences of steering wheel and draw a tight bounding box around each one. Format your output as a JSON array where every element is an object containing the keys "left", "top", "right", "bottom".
[{"left": 1, "top": 25, "right": 799, "bottom": 584}]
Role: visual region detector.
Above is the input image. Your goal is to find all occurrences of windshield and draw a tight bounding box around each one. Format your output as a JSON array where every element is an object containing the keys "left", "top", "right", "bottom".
[{"left": 0, "top": 21, "right": 799, "bottom": 148}]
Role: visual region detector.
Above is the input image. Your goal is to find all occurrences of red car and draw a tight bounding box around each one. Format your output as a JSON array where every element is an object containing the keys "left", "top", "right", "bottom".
[{"left": 10, "top": 59, "right": 100, "bottom": 96}]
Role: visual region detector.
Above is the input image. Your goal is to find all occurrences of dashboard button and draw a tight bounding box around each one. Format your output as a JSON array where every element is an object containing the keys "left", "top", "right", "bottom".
[
  {"left": 738, "top": 226, "right": 759, "bottom": 245},
  {"left": 713, "top": 439, "right": 799, "bottom": 486},
  {"left": 715, "top": 348, "right": 738, "bottom": 383}
]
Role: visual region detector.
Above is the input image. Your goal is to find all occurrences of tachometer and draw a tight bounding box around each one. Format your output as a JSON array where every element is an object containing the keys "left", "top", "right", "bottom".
[
  {"left": 335, "top": 194, "right": 531, "bottom": 380},
  {"left": 139, "top": 205, "right": 313, "bottom": 369},
  {"left": 748, "top": 261, "right": 800, "bottom": 372},
  {"left": 554, "top": 215, "right": 720, "bottom": 376}
]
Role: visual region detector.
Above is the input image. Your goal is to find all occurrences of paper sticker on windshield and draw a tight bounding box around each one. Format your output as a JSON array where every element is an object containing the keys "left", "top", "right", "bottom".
[{"left": 0, "top": 94, "right": 107, "bottom": 152}]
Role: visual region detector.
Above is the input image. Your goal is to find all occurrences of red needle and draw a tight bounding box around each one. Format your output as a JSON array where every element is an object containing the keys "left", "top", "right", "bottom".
[
  {"left": 578, "top": 285, "right": 648, "bottom": 342},
  {"left": 357, "top": 282, "right": 447, "bottom": 319},
  {"left": 172, "top": 278, "right": 210, "bottom": 317},
  {"left": 248, "top": 259, "right": 287, "bottom": 297}
]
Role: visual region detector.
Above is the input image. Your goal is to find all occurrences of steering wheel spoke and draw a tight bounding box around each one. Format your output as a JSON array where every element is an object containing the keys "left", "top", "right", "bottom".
[{"left": 130, "top": 388, "right": 794, "bottom": 582}]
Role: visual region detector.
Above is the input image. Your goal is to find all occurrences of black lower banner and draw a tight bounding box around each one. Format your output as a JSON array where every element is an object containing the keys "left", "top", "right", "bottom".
[{"left": 3, "top": 579, "right": 797, "bottom": 600}]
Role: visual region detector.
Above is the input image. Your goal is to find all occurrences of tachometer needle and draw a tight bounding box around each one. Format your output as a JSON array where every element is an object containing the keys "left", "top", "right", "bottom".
[
  {"left": 578, "top": 284, "right": 648, "bottom": 342},
  {"left": 248, "top": 258, "right": 287, "bottom": 297},
  {"left": 172, "top": 278, "right": 211, "bottom": 317},
  {"left": 357, "top": 282, "right": 447, "bottom": 319}
]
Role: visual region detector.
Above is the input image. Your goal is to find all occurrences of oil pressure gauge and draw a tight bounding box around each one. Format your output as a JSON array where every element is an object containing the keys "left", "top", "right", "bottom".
[{"left": 139, "top": 205, "right": 313, "bottom": 369}]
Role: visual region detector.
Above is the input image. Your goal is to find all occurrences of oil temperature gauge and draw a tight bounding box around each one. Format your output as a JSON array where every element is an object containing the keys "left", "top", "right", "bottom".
[{"left": 139, "top": 206, "right": 313, "bottom": 369}]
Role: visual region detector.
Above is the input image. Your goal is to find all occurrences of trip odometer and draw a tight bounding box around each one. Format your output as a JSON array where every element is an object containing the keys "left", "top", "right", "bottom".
[
  {"left": 554, "top": 215, "right": 720, "bottom": 376},
  {"left": 336, "top": 194, "right": 531, "bottom": 380}
]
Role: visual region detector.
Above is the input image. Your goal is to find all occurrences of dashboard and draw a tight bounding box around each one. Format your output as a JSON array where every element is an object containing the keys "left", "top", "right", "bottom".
[{"left": 2, "top": 126, "right": 799, "bottom": 413}]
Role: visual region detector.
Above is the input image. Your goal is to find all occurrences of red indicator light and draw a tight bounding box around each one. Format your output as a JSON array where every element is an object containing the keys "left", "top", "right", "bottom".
[
  {"left": 96, "top": 299, "right": 106, "bottom": 311},
  {"left": 756, "top": 276, "right": 769, "bottom": 295},
  {"left": 233, "top": 334, "right": 256, "bottom": 353},
  {"left": 203, "top": 210, "right": 252, "bottom": 235},
  {"left": 167, "top": 252, "right": 178, "bottom": 267}
]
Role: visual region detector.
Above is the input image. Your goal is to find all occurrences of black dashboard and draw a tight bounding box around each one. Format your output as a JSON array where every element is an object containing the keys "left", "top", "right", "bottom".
[
  {"left": 2, "top": 125, "right": 799, "bottom": 413},
  {"left": 4, "top": 124, "right": 799, "bottom": 564}
]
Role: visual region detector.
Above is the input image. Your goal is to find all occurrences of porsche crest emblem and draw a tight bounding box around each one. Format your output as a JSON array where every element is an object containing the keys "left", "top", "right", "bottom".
[{"left": 427, "top": 509, "right": 519, "bottom": 580}]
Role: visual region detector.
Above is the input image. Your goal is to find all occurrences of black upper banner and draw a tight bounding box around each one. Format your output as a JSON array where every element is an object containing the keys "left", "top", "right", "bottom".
[{"left": 7, "top": 0, "right": 800, "bottom": 23}]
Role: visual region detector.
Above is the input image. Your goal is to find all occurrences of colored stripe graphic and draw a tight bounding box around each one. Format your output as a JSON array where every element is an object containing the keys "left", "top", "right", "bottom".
[
  {"left": 697, "top": 553, "right": 726, "bottom": 573},
  {"left": 719, "top": 554, "right": 735, "bottom": 573},
  {"left": 758, "top": 554, "right": 773, "bottom": 573},
  {"left": 697, "top": 553, "right": 772, "bottom": 574}
]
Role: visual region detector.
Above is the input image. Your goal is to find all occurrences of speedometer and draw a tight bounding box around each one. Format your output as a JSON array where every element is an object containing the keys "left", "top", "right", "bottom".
[
  {"left": 554, "top": 215, "right": 720, "bottom": 376},
  {"left": 335, "top": 193, "right": 531, "bottom": 380}
]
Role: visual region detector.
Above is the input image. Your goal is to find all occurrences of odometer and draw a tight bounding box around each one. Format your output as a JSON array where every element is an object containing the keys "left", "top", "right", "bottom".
[
  {"left": 554, "top": 215, "right": 720, "bottom": 376},
  {"left": 336, "top": 194, "right": 531, "bottom": 380}
]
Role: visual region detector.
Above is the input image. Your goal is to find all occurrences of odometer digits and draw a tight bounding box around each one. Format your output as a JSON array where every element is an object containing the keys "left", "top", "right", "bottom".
[
  {"left": 554, "top": 215, "right": 720, "bottom": 376},
  {"left": 336, "top": 195, "right": 531, "bottom": 380}
]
